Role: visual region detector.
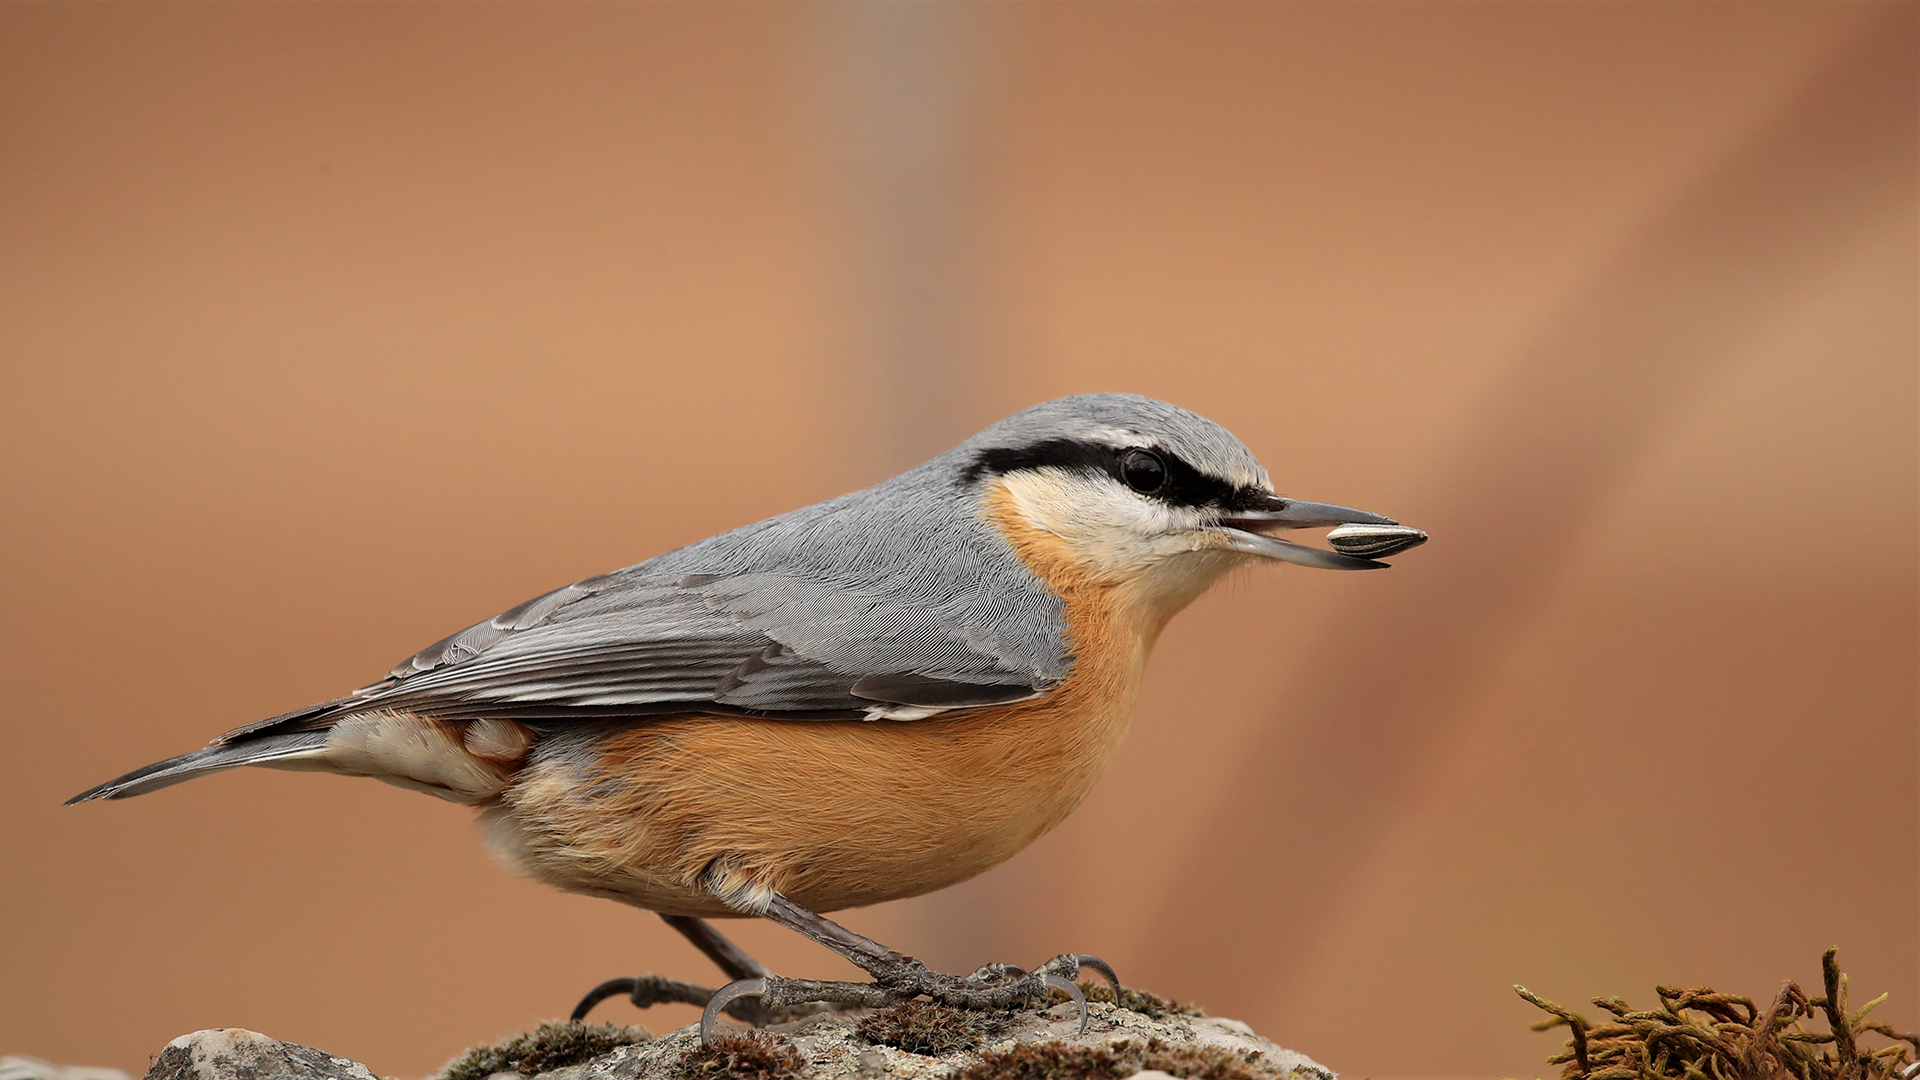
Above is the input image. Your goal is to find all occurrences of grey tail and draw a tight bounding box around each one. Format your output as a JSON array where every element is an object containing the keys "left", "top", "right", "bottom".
[{"left": 65, "top": 730, "right": 331, "bottom": 804}]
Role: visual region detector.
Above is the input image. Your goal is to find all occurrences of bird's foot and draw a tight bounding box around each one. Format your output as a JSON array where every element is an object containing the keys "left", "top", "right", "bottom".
[
  {"left": 698, "top": 952, "right": 1120, "bottom": 1043},
  {"left": 570, "top": 973, "right": 838, "bottom": 1027}
]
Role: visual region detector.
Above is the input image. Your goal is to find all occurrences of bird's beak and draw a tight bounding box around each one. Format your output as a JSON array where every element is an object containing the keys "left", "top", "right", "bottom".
[{"left": 1215, "top": 494, "right": 1426, "bottom": 571}]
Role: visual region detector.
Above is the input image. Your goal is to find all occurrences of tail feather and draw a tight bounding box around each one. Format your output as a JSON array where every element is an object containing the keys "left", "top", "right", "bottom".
[{"left": 66, "top": 731, "right": 331, "bottom": 804}]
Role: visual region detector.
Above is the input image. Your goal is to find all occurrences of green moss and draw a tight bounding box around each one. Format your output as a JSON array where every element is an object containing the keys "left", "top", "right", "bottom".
[
  {"left": 440, "top": 1021, "right": 649, "bottom": 1080},
  {"left": 1084, "top": 982, "right": 1204, "bottom": 1021},
  {"left": 855, "top": 999, "right": 1015, "bottom": 1056},
  {"left": 953, "top": 1036, "right": 1284, "bottom": 1080},
  {"left": 678, "top": 1031, "right": 805, "bottom": 1080}
]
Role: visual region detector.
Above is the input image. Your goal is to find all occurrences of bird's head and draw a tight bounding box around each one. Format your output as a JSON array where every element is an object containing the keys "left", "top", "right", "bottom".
[{"left": 952, "top": 393, "right": 1425, "bottom": 627}]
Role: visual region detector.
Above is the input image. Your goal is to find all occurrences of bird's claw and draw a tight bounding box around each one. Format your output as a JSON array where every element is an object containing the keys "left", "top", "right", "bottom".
[
  {"left": 1068, "top": 953, "right": 1123, "bottom": 1002},
  {"left": 1040, "top": 973, "right": 1089, "bottom": 1034},
  {"left": 1032, "top": 953, "right": 1118, "bottom": 1033},
  {"left": 700, "top": 976, "right": 769, "bottom": 1039},
  {"left": 695, "top": 952, "right": 1121, "bottom": 1044}
]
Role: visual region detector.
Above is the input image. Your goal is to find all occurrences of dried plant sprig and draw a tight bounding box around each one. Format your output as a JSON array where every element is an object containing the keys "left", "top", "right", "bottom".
[{"left": 1517, "top": 950, "right": 1917, "bottom": 1080}]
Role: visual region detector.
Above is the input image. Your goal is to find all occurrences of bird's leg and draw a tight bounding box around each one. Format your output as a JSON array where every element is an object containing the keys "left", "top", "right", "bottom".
[
  {"left": 698, "top": 892, "right": 1119, "bottom": 1043},
  {"left": 571, "top": 913, "right": 811, "bottom": 1026},
  {"left": 660, "top": 913, "right": 767, "bottom": 981}
]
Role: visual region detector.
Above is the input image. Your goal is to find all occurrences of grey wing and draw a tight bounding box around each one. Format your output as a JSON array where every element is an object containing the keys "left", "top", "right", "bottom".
[{"left": 220, "top": 569, "right": 1048, "bottom": 742}]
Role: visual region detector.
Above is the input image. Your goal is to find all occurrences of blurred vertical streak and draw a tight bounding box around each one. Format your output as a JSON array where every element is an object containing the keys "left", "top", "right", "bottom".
[
  {"left": 806, "top": 2, "right": 1011, "bottom": 964},
  {"left": 1140, "top": 6, "right": 1916, "bottom": 1017},
  {"left": 813, "top": 2, "right": 997, "bottom": 474}
]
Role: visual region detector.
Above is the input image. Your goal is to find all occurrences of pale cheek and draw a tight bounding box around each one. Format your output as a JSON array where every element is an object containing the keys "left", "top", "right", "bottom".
[
  {"left": 998, "top": 472, "right": 1223, "bottom": 579},
  {"left": 1000, "top": 474, "right": 1119, "bottom": 543},
  {"left": 1007, "top": 486, "right": 1156, "bottom": 574}
]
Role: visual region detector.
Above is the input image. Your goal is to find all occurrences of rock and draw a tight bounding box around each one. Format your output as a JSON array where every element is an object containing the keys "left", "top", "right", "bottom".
[
  {"left": 145, "top": 992, "right": 1336, "bottom": 1080},
  {"left": 146, "top": 1030, "right": 379, "bottom": 1080}
]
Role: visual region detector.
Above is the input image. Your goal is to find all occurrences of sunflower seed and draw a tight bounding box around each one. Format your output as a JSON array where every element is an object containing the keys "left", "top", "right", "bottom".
[{"left": 1326, "top": 523, "right": 1428, "bottom": 560}]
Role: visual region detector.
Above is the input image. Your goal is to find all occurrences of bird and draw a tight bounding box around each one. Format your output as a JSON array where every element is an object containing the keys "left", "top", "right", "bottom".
[{"left": 68, "top": 392, "right": 1425, "bottom": 1040}]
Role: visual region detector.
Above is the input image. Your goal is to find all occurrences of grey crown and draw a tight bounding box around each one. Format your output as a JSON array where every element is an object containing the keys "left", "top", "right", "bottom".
[{"left": 224, "top": 393, "right": 1268, "bottom": 742}]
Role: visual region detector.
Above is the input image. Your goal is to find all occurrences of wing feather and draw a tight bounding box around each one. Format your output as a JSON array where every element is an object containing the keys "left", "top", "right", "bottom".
[{"left": 228, "top": 568, "right": 1047, "bottom": 740}]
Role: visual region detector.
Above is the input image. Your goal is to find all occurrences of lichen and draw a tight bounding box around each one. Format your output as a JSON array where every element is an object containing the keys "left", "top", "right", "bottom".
[
  {"left": 1517, "top": 948, "right": 1920, "bottom": 1080},
  {"left": 952, "top": 1035, "right": 1285, "bottom": 1080},
  {"left": 854, "top": 999, "right": 1014, "bottom": 1055},
  {"left": 439, "top": 1021, "right": 649, "bottom": 1080},
  {"left": 677, "top": 1031, "right": 806, "bottom": 1080}
]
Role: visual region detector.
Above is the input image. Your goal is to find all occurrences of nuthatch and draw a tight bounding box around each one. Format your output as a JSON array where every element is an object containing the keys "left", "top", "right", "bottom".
[{"left": 71, "top": 393, "right": 1425, "bottom": 1039}]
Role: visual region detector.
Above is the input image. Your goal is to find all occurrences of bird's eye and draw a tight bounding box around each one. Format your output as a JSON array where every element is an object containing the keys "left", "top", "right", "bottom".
[{"left": 1119, "top": 449, "right": 1167, "bottom": 495}]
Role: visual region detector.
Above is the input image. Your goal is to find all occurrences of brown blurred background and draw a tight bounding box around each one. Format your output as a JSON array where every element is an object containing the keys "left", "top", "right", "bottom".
[{"left": 1, "top": 3, "right": 1913, "bottom": 1077}]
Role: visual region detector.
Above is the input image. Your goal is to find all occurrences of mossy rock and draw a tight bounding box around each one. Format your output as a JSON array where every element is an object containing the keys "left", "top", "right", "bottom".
[
  {"left": 854, "top": 999, "right": 1015, "bottom": 1056},
  {"left": 440, "top": 1021, "right": 650, "bottom": 1080},
  {"left": 156, "top": 980, "right": 1331, "bottom": 1080}
]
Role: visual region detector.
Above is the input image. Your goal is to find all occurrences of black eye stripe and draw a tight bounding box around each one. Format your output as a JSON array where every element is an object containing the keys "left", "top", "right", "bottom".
[
  {"left": 963, "top": 438, "right": 1267, "bottom": 511},
  {"left": 962, "top": 438, "right": 1113, "bottom": 484}
]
